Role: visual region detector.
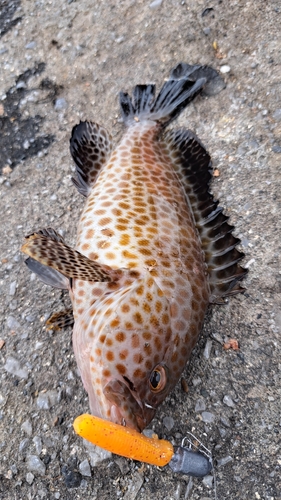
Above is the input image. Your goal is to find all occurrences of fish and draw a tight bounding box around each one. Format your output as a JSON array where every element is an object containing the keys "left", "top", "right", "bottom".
[{"left": 21, "top": 63, "right": 247, "bottom": 432}]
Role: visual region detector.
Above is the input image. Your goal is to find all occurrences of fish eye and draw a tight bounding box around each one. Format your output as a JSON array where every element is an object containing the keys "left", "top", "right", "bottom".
[{"left": 149, "top": 365, "right": 167, "bottom": 393}]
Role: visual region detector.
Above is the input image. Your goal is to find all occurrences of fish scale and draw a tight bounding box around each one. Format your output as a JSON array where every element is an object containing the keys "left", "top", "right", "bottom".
[
  {"left": 21, "top": 63, "right": 247, "bottom": 431},
  {"left": 71, "top": 122, "right": 209, "bottom": 429}
]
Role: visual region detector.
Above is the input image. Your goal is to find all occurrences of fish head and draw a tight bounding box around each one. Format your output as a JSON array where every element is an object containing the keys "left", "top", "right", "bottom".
[
  {"left": 102, "top": 359, "right": 173, "bottom": 431},
  {"left": 73, "top": 278, "right": 182, "bottom": 431}
]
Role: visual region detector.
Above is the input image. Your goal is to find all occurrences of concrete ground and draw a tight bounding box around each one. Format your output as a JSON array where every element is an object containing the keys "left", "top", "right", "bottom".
[{"left": 0, "top": 1, "right": 280, "bottom": 499}]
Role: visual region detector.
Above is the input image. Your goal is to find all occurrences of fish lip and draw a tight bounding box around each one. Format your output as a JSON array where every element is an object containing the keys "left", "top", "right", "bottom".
[{"left": 103, "top": 378, "right": 151, "bottom": 432}]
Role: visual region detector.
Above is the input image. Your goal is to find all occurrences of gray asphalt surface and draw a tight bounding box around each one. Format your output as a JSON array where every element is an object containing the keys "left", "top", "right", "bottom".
[{"left": 0, "top": 1, "right": 281, "bottom": 499}]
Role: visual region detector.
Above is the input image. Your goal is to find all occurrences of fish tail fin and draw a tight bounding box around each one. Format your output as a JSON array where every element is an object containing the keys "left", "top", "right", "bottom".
[{"left": 119, "top": 63, "right": 225, "bottom": 127}]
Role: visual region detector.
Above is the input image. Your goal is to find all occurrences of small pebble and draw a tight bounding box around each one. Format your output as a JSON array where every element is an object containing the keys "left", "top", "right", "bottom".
[
  {"left": 220, "top": 65, "right": 231, "bottom": 73},
  {"left": 202, "top": 474, "right": 214, "bottom": 488},
  {"left": 23, "top": 140, "right": 30, "bottom": 150},
  {"left": 211, "top": 332, "right": 224, "bottom": 344},
  {"left": 67, "top": 371, "right": 75, "bottom": 380},
  {"left": 123, "top": 471, "right": 144, "bottom": 500},
  {"left": 26, "top": 472, "right": 34, "bottom": 485},
  {"left": 195, "top": 399, "right": 206, "bottom": 413},
  {"left": 54, "top": 98, "right": 68, "bottom": 111},
  {"left": 223, "top": 395, "right": 235, "bottom": 407},
  {"left": 37, "top": 393, "right": 50, "bottom": 410},
  {"left": 163, "top": 416, "right": 174, "bottom": 431},
  {"left": 19, "top": 438, "right": 30, "bottom": 454},
  {"left": 203, "top": 339, "right": 212, "bottom": 359},
  {"left": 201, "top": 411, "right": 215, "bottom": 424},
  {"left": 0, "top": 393, "right": 6, "bottom": 407},
  {"left": 4, "top": 357, "right": 28, "bottom": 380},
  {"left": 35, "top": 341, "right": 44, "bottom": 350},
  {"left": 21, "top": 420, "right": 32, "bottom": 437},
  {"left": 9, "top": 300, "right": 18, "bottom": 311},
  {"left": 142, "top": 429, "right": 155, "bottom": 438},
  {"left": 79, "top": 459, "right": 91, "bottom": 477},
  {"left": 114, "top": 457, "right": 130, "bottom": 475},
  {"left": 33, "top": 436, "right": 43, "bottom": 455},
  {"left": 61, "top": 466, "right": 82, "bottom": 488},
  {"left": 6, "top": 316, "right": 20, "bottom": 331},
  {"left": 174, "top": 482, "right": 182, "bottom": 500},
  {"left": 9, "top": 281, "right": 17, "bottom": 296},
  {"left": 47, "top": 389, "right": 60, "bottom": 406},
  {"left": 5, "top": 470, "right": 13, "bottom": 479},
  {"left": 25, "top": 42, "right": 36, "bottom": 49},
  {"left": 234, "top": 475, "right": 242, "bottom": 482},
  {"left": 273, "top": 108, "right": 281, "bottom": 121},
  {"left": 184, "top": 477, "right": 193, "bottom": 499},
  {"left": 83, "top": 439, "right": 112, "bottom": 466},
  {"left": 192, "top": 377, "right": 202, "bottom": 387},
  {"left": 25, "top": 314, "right": 36, "bottom": 323},
  {"left": 218, "top": 427, "right": 227, "bottom": 438},
  {"left": 217, "top": 455, "right": 233, "bottom": 467},
  {"left": 272, "top": 145, "right": 281, "bottom": 153},
  {"left": 11, "top": 464, "right": 17, "bottom": 475},
  {"left": 203, "top": 27, "right": 211, "bottom": 35},
  {"left": 26, "top": 455, "right": 46, "bottom": 476},
  {"left": 16, "top": 81, "right": 27, "bottom": 89},
  {"left": 149, "top": 0, "right": 163, "bottom": 8}
]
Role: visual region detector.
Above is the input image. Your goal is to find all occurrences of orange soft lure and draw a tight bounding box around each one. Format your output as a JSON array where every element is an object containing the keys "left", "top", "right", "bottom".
[{"left": 73, "top": 414, "right": 174, "bottom": 466}]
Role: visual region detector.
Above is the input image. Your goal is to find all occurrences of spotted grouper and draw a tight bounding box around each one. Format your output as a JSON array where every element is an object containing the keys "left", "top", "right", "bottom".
[{"left": 21, "top": 63, "right": 247, "bottom": 431}]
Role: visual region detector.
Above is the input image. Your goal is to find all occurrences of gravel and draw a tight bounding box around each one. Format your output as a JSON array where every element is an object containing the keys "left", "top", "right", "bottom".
[
  {"left": 26, "top": 455, "right": 46, "bottom": 476},
  {"left": 0, "top": 1, "right": 280, "bottom": 499},
  {"left": 4, "top": 356, "right": 28, "bottom": 379},
  {"left": 163, "top": 416, "right": 175, "bottom": 431},
  {"left": 79, "top": 459, "right": 91, "bottom": 477}
]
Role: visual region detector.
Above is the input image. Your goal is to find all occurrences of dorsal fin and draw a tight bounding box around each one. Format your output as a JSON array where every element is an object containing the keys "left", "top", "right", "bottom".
[
  {"left": 162, "top": 128, "right": 247, "bottom": 303},
  {"left": 70, "top": 121, "right": 113, "bottom": 197}
]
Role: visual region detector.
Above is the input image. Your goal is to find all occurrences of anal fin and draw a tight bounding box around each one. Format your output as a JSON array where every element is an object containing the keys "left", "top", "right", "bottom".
[
  {"left": 163, "top": 128, "right": 247, "bottom": 302},
  {"left": 46, "top": 308, "right": 74, "bottom": 331},
  {"left": 70, "top": 121, "right": 113, "bottom": 197}
]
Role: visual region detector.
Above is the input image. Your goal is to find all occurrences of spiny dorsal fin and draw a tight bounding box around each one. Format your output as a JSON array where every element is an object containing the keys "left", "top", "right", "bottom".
[
  {"left": 119, "top": 63, "right": 225, "bottom": 127},
  {"left": 162, "top": 128, "right": 247, "bottom": 302},
  {"left": 70, "top": 121, "right": 113, "bottom": 197}
]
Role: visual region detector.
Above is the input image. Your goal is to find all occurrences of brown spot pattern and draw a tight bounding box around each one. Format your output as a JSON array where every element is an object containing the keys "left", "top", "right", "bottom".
[{"left": 70, "top": 120, "right": 210, "bottom": 428}]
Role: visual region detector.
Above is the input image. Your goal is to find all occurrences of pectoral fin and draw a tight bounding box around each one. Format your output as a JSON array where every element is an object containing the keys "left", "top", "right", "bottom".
[
  {"left": 21, "top": 232, "right": 113, "bottom": 282},
  {"left": 25, "top": 257, "right": 69, "bottom": 289}
]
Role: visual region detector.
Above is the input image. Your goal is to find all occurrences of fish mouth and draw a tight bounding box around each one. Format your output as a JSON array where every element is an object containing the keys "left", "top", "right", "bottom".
[{"left": 103, "top": 378, "right": 155, "bottom": 432}]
